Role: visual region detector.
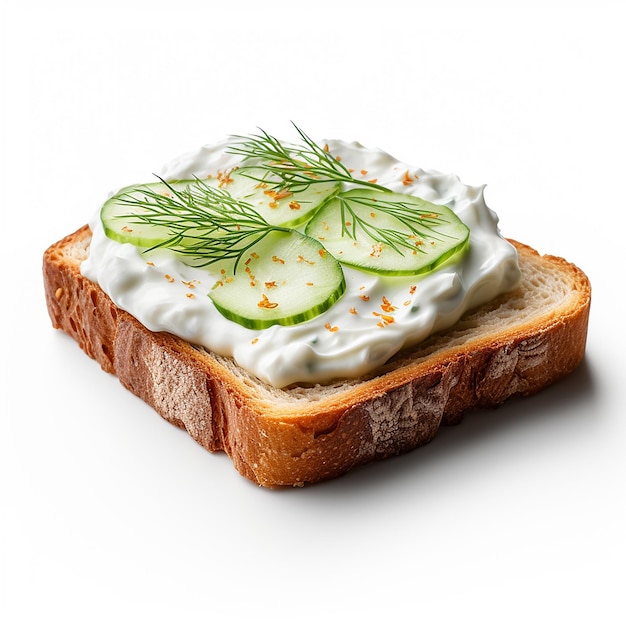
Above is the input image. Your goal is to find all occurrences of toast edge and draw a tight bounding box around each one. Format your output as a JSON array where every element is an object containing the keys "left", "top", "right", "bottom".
[{"left": 43, "top": 227, "right": 591, "bottom": 487}]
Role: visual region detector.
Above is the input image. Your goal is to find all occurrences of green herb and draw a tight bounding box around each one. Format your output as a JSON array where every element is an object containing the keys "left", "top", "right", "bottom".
[
  {"left": 115, "top": 176, "right": 289, "bottom": 271},
  {"left": 228, "top": 124, "right": 387, "bottom": 194},
  {"left": 112, "top": 124, "right": 468, "bottom": 272},
  {"left": 229, "top": 123, "right": 463, "bottom": 256},
  {"left": 335, "top": 193, "right": 458, "bottom": 256}
]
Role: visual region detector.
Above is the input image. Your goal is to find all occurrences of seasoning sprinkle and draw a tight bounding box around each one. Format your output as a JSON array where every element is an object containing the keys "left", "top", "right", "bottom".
[{"left": 257, "top": 294, "right": 278, "bottom": 309}]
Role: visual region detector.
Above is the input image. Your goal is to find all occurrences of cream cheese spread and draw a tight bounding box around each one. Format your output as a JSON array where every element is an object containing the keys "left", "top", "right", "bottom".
[{"left": 81, "top": 138, "right": 521, "bottom": 387}]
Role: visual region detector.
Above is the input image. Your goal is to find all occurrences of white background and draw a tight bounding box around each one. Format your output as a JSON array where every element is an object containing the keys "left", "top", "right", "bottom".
[{"left": 2, "top": 1, "right": 624, "bottom": 624}]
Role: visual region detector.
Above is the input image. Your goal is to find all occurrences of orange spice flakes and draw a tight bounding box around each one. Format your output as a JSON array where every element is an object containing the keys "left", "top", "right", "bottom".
[
  {"left": 264, "top": 280, "right": 278, "bottom": 289},
  {"left": 359, "top": 293, "right": 370, "bottom": 302},
  {"left": 272, "top": 255, "right": 285, "bottom": 264},
  {"left": 289, "top": 201, "right": 301, "bottom": 210},
  {"left": 380, "top": 296, "right": 397, "bottom": 313},
  {"left": 182, "top": 279, "right": 200, "bottom": 289},
  {"left": 217, "top": 169, "right": 235, "bottom": 187},
  {"left": 251, "top": 337, "right": 259, "bottom": 345},
  {"left": 368, "top": 296, "right": 398, "bottom": 327},
  {"left": 322, "top": 144, "right": 342, "bottom": 162},
  {"left": 257, "top": 294, "right": 278, "bottom": 309},
  {"left": 373, "top": 311, "right": 395, "bottom": 327},
  {"left": 164, "top": 274, "right": 175, "bottom": 283},
  {"left": 360, "top": 169, "right": 368, "bottom": 176},
  {"left": 245, "top": 265, "right": 257, "bottom": 287},
  {"left": 370, "top": 242, "right": 383, "bottom": 258},
  {"left": 325, "top": 322, "right": 339, "bottom": 333},
  {"left": 297, "top": 255, "right": 315, "bottom": 265},
  {"left": 121, "top": 225, "right": 133, "bottom": 233},
  {"left": 402, "top": 170, "right": 415, "bottom": 186},
  {"left": 264, "top": 188, "right": 292, "bottom": 209},
  {"left": 185, "top": 293, "right": 195, "bottom": 299},
  {"left": 403, "top": 286, "right": 417, "bottom": 307},
  {"left": 349, "top": 307, "right": 358, "bottom": 315}
]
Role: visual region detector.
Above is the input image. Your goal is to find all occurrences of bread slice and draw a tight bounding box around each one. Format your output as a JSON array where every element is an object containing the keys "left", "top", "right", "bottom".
[{"left": 43, "top": 225, "right": 591, "bottom": 487}]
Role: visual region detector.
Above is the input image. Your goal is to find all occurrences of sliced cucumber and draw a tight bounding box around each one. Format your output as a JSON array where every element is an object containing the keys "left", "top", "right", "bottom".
[
  {"left": 305, "top": 189, "right": 470, "bottom": 276},
  {"left": 101, "top": 180, "right": 195, "bottom": 248},
  {"left": 208, "top": 230, "right": 345, "bottom": 329},
  {"left": 101, "top": 173, "right": 338, "bottom": 250},
  {"left": 217, "top": 167, "right": 339, "bottom": 228}
]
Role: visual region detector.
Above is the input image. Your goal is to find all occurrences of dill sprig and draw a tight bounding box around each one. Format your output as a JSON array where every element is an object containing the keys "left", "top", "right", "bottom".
[
  {"left": 116, "top": 176, "right": 289, "bottom": 271},
  {"left": 113, "top": 125, "right": 465, "bottom": 268},
  {"left": 228, "top": 123, "right": 461, "bottom": 256},
  {"left": 337, "top": 193, "right": 458, "bottom": 255},
  {"left": 228, "top": 124, "right": 388, "bottom": 194}
]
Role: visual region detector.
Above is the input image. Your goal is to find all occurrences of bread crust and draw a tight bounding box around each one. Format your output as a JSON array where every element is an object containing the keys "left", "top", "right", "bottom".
[{"left": 43, "top": 226, "right": 591, "bottom": 487}]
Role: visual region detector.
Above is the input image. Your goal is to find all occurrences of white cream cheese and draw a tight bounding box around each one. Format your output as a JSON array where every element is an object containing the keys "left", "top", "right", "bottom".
[{"left": 81, "top": 138, "right": 521, "bottom": 387}]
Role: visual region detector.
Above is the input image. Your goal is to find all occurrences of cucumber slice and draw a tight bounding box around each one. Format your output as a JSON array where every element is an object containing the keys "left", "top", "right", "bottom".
[
  {"left": 208, "top": 230, "right": 345, "bottom": 329},
  {"left": 218, "top": 167, "right": 339, "bottom": 228},
  {"left": 101, "top": 173, "right": 338, "bottom": 250},
  {"left": 101, "top": 180, "right": 196, "bottom": 248},
  {"left": 305, "top": 189, "right": 470, "bottom": 276}
]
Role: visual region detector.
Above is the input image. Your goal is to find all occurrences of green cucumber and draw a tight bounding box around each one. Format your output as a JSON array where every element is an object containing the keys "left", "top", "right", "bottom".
[
  {"left": 305, "top": 189, "right": 470, "bottom": 276},
  {"left": 208, "top": 230, "right": 345, "bottom": 329},
  {"left": 216, "top": 167, "right": 339, "bottom": 228},
  {"left": 101, "top": 180, "right": 195, "bottom": 248},
  {"left": 101, "top": 173, "right": 338, "bottom": 249}
]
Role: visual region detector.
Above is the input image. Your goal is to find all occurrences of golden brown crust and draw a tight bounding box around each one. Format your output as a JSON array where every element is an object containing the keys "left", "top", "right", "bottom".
[{"left": 43, "top": 226, "right": 591, "bottom": 487}]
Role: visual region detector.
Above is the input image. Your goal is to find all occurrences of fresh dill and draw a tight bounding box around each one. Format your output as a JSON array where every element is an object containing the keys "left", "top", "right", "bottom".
[
  {"left": 228, "top": 124, "right": 388, "bottom": 194},
  {"left": 228, "top": 123, "right": 462, "bottom": 256},
  {"left": 336, "top": 193, "right": 458, "bottom": 255},
  {"left": 115, "top": 176, "right": 289, "bottom": 271},
  {"left": 113, "top": 124, "right": 467, "bottom": 268}
]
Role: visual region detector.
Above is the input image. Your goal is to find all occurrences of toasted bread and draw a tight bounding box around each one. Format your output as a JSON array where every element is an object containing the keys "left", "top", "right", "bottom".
[{"left": 43, "top": 225, "right": 591, "bottom": 487}]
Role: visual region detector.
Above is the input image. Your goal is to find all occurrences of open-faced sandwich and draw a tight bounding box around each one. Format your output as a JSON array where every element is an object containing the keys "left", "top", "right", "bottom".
[{"left": 43, "top": 126, "right": 591, "bottom": 486}]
